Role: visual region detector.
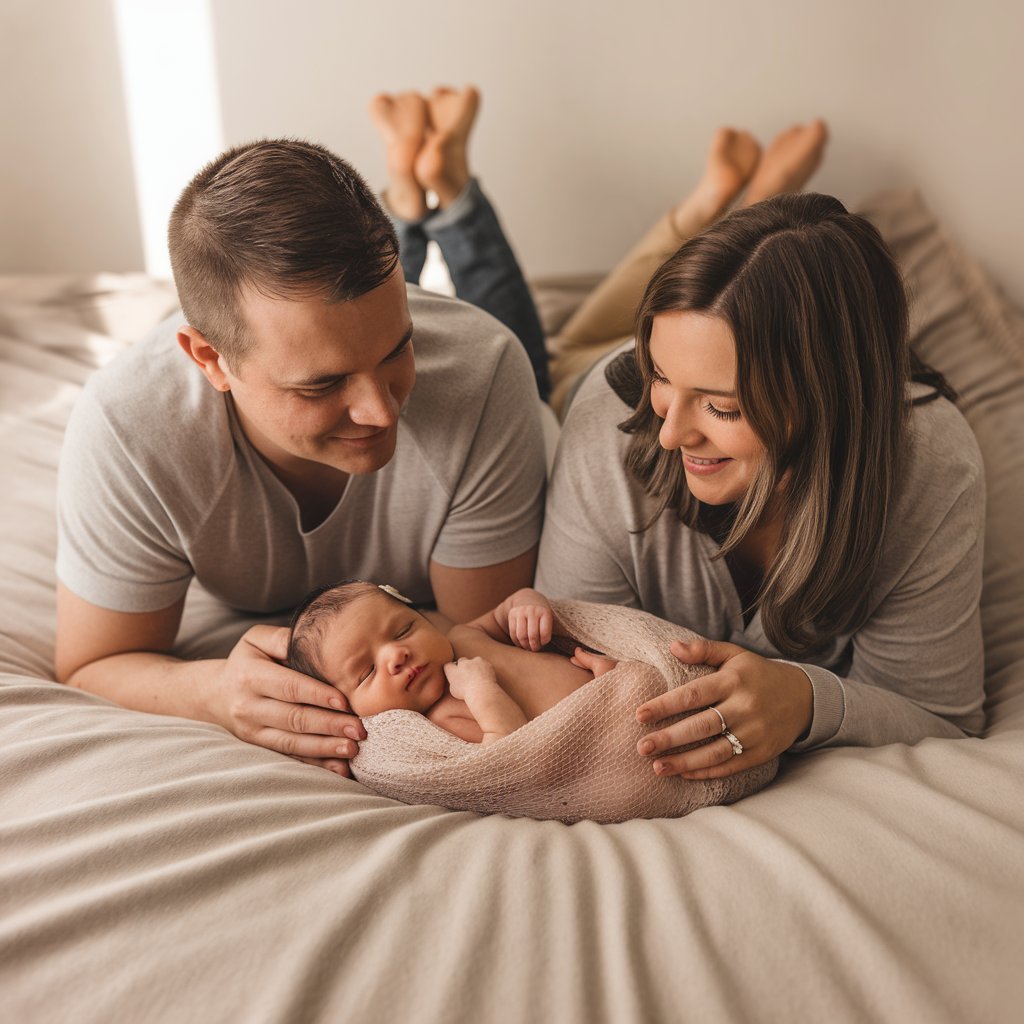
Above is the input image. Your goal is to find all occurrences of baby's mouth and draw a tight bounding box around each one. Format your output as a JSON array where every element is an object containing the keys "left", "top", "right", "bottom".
[{"left": 405, "top": 665, "right": 424, "bottom": 690}]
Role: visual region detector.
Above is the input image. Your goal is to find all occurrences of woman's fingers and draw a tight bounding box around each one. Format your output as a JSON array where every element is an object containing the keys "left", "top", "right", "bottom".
[
  {"left": 669, "top": 636, "right": 743, "bottom": 667},
  {"left": 637, "top": 703, "right": 755, "bottom": 778},
  {"left": 650, "top": 736, "right": 745, "bottom": 778},
  {"left": 636, "top": 703, "right": 732, "bottom": 756},
  {"left": 636, "top": 673, "right": 725, "bottom": 725},
  {"left": 637, "top": 644, "right": 812, "bottom": 778}
]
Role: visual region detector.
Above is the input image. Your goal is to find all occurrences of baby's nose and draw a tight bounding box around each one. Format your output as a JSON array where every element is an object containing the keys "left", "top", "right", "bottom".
[{"left": 385, "top": 645, "right": 409, "bottom": 674}]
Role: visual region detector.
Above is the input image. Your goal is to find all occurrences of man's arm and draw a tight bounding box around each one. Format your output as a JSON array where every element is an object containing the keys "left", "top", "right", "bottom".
[
  {"left": 429, "top": 546, "right": 537, "bottom": 623},
  {"left": 55, "top": 583, "right": 365, "bottom": 773}
]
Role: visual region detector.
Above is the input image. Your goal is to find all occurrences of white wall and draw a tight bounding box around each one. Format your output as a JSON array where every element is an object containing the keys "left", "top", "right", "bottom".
[
  {"left": 0, "top": 0, "right": 143, "bottom": 273},
  {"left": 3, "top": 0, "right": 1022, "bottom": 304}
]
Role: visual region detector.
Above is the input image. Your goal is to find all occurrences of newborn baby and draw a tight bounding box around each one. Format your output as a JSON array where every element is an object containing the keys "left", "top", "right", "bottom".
[{"left": 287, "top": 580, "right": 617, "bottom": 743}]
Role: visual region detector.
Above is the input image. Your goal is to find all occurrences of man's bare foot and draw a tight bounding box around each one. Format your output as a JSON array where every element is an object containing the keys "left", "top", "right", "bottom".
[
  {"left": 742, "top": 119, "right": 828, "bottom": 206},
  {"left": 415, "top": 85, "right": 480, "bottom": 209},
  {"left": 671, "top": 127, "right": 761, "bottom": 238},
  {"left": 369, "top": 91, "right": 430, "bottom": 220}
]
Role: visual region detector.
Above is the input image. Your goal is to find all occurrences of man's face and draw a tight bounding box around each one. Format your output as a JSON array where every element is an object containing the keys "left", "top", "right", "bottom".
[{"left": 220, "top": 271, "right": 415, "bottom": 478}]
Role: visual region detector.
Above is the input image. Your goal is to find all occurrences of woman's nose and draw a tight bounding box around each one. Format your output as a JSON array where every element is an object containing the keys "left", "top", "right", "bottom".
[{"left": 658, "top": 400, "right": 701, "bottom": 452}]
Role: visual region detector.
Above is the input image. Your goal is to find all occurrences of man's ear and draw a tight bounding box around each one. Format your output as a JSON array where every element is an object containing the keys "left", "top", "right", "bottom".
[{"left": 177, "top": 326, "right": 232, "bottom": 392}]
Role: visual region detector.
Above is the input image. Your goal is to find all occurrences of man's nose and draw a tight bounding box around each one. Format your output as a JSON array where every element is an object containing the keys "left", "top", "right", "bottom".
[{"left": 348, "top": 374, "right": 399, "bottom": 428}]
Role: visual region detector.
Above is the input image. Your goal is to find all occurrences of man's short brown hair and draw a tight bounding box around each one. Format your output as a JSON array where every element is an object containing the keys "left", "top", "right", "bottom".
[{"left": 168, "top": 139, "right": 399, "bottom": 368}]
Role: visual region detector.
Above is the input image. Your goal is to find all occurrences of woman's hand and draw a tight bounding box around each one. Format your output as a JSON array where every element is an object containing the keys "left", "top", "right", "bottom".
[{"left": 635, "top": 637, "right": 813, "bottom": 778}]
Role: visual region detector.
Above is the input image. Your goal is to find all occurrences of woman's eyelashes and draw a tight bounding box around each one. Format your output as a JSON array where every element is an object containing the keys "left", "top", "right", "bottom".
[{"left": 703, "top": 400, "right": 741, "bottom": 421}]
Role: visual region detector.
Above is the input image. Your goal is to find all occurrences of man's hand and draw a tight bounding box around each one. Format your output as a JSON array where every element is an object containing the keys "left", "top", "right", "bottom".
[
  {"left": 56, "top": 584, "right": 364, "bottom": 776},
  {"left": 207, "top": 625, "right": 367, "bottom": 776}
]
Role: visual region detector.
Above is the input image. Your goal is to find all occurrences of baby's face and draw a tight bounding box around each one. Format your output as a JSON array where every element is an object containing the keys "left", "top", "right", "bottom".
[{"left": 318, "top": 592, "right": 454, "bottom": 716}]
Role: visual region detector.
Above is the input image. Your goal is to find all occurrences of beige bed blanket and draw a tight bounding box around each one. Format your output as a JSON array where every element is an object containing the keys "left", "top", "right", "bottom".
[
  {"left": 355, "top": 601, "right": 777, "bottom": 822},
  {"left": 2, "top": 192, "right": 1024, "bottom": 1023}
]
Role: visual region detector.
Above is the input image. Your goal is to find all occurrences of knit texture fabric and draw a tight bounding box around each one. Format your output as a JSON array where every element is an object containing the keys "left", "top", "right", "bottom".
[{"left": 352, "top": 600, "right": 779, "bottom": 823}]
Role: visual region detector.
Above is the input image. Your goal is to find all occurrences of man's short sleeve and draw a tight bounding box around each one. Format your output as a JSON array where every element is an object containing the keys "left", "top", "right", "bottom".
[
  {"left": 56, "top": 386, "right": 193, "bottom": 612},
  {"left": 428, "top": 341, "right": 546, "bottom": 568}
]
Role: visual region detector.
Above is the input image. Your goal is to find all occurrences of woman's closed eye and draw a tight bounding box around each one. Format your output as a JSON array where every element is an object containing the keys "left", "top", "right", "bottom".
[{"left": 703, "top": 399, "right": 741, "bottom": 422}]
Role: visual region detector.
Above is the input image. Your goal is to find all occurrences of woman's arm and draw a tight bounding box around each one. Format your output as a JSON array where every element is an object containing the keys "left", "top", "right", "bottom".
[{"left": 635, "top": 413, "right": 987, "bottom": 778}]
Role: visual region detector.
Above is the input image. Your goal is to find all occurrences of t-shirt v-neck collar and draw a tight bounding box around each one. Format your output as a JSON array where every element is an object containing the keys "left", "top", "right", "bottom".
[{"left": 225, "top": 396, "right": 352, "bottom": 537}]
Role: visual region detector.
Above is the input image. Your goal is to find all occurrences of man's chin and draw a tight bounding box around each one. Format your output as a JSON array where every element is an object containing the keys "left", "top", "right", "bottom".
[{"left": 323, "top": 431, "right": 397, "bottom": 475}]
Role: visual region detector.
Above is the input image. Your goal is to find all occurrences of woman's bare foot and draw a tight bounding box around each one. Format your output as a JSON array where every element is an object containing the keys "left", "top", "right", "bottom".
[
  {"left": 415, "top": 85, "right": 480, "bottom": 209},
  {"left": 369, "top": 91, "right": 430, "bottom": 220},
  {"left": 671, "top": 127, "right": 761, "bottom": 238},
  {"left": 742, "top": 119, "right": 828, "bottom": 206}
]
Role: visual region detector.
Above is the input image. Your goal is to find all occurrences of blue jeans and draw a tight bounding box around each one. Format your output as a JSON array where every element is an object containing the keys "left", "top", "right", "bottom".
[{"left": 392, "top": 179, "right": 551, "bottom": 402}]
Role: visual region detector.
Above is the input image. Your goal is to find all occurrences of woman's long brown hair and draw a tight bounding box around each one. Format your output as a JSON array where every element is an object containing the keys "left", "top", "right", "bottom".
[{"left": 612, "top": 192, "right": 949, "bottom": 658}]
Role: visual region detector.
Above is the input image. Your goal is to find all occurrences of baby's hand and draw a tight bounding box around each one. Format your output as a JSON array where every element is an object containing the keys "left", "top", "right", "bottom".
[
  {"left": 507, "top": 603, "right": 553, "bottom": 652},
  {"left": 570, "top": 647, "right": 619, "bottom": 679},
  {"left": 444, "top": 657, "right": 498, "bottom": 700}
]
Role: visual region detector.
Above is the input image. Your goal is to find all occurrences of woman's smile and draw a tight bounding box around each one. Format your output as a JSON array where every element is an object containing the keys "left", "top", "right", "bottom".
[
  {"left": 648, "top": 311, "right": 766, "bottom": 505},
  {"left": 683, "top": 453, "right": 733, "bottom": 475}
]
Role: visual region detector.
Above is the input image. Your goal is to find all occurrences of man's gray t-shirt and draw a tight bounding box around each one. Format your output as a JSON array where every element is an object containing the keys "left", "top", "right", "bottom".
[
  {"left": 537, "top": 350, "right": 987, "bottom": 751},
  {"left": 57, "top": 286, "right": 546, "bottom": 614}
]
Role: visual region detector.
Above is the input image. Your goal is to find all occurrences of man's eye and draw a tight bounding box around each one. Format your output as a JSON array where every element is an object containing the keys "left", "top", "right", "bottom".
[
  {"left": 298, "top": 382, "right": 343, "bottom": 399},
  {"left": 385, "top": 338, "right": 412, "bottom": 363}
]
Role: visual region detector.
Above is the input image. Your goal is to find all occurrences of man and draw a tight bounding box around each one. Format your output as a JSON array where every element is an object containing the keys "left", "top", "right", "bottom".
[{"left": 54, "top": 139, "right": 546, "bottom": 776}]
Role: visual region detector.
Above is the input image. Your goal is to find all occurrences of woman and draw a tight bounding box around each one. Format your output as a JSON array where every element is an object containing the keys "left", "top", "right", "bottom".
[{"left": 536, "top": 194, "right": 986, "bottom": 779}]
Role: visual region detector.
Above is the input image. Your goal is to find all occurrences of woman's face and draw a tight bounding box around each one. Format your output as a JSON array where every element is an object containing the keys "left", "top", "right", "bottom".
[{"left": 647, "top": 311, "right": 766, "bottom": 506}]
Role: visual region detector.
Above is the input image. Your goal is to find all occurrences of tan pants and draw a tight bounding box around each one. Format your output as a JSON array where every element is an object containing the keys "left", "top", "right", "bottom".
[{"left": 547, "top": 211, "right": 691, "bottom": 415}]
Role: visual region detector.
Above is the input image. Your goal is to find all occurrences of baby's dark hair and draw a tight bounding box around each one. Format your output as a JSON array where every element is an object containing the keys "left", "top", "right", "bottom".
[{"left": 287, "top": 579, "right": 412, "bottom": 682}]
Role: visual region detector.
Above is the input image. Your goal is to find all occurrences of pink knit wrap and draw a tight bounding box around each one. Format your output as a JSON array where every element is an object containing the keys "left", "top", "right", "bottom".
[{"left": 352, "top": 600, "right": 779, "bottom": 824}]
